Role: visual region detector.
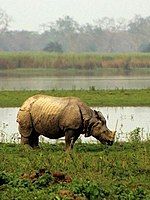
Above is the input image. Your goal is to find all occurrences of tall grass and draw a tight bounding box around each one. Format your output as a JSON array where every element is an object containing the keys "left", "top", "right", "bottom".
[{"left": 0, "top": 51, "right": 150, "bottom": 70}]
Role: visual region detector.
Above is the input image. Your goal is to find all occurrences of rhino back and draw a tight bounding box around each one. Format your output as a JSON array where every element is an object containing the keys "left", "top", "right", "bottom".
[{"left": 30, "top": 96, "right": 70, "bottom": 136}]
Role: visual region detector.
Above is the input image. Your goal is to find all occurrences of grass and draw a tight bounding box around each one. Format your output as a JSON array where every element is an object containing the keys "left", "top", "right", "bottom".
[
  {"left": 0, "top": 51, "right": 150, "bottom": 70},
  {"left": 0, "top": 141, "right": 150, "bottom": 199},
  {"left": 0, "top": 89, "right": 149, "bottom": 107},
  {"left": 1, "top": 67, "right": 150, "bottom": 78},
  {"left": 1, "top": 67, "right": 150, "bottom": 77}
]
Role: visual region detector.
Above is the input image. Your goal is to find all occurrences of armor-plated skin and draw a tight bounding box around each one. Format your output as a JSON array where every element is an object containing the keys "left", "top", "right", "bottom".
[{"left": 17, "top": 95, "right": 115, "bottom": 150}]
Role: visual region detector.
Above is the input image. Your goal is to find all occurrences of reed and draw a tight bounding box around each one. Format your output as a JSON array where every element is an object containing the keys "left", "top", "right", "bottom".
[{"left": 0, "top": 52, "right": 150, "bottom": 70}]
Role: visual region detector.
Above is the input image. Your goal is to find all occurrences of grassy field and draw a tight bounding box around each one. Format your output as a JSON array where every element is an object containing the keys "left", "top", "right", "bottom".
[
  {"left": 0, "top": 89, "right": 149, "bottom": 107},
  {"left": 1, "top": 67, "right": 150, "bottom": 77},
  {"left": 0, "top": 141, "right": 150, "bottom": 199},
  {"left": 0, "top": 52, "right": 150, "bottom": 70}
]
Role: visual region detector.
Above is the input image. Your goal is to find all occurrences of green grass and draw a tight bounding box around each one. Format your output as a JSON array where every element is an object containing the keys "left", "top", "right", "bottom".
[
  {"left": 0, "top": 89, "right": 150, "bottom": 107},
  {"left": 1, "top": 67, "right": 150, "bottom": 77},
  {"left": 0, "top": 142, "right": 150, "bottom": 199}
]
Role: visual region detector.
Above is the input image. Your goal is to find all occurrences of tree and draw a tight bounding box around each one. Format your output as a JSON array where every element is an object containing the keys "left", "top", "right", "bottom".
[
  {"left": 1, "top": 14, "right": 150, "bottom": 52},
  {"left": 0, "top": 8, "right": 11, "bottom": 33},
  {"left": 41, "top": 16, "right": 80, "bottom": 51},
  {"left": 140, "top": 43, "right": 150, "bottom": 52},
  {"left": 43, "top": 41, "right": 63, "bottom": 52},
  {"left": 128, "top": 15, "right": 150, "bottom": 50}
]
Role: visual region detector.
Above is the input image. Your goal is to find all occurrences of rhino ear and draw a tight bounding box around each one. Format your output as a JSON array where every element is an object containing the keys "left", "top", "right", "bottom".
[
  {"left": 94, "top": 110, "right": 102, "bottom": 120},
  {"left": 94, "top": 110, "right": 99, "bottom": 117},
  {"left": 94, "top": 110, "right": 106, "bottom": 124}
]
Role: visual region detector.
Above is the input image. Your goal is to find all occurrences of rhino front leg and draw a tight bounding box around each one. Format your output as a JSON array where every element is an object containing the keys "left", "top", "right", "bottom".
[
  {"left": 21, "top": 135, "right": 30, "bottom": 145},
  {"left": 29, "top": 132, "right": 39, "bottom": 148},
  {"left": 20, "top": 131, "right": 39, "bottom": 148},
  {"left": 65, "top": 129, "right": 80, "bottom": 150}
]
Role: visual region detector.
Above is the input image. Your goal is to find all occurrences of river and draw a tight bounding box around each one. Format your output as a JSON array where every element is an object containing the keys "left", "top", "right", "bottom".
[
  {"left": 0, "top": 76, "right": 150, "bottom": 90},
  {"left": 0, "top": 107, "right": 149, "bottom": 143}
]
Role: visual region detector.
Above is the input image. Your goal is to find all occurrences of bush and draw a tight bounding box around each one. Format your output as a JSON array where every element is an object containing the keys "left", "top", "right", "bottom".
[
  {"left": 140, "top": 43, "right": 150, "bottom": 52},
  {"left": 128, "top": 127, "right": 142, "bottom": 142},
  {"left": 72, "top": 181, "right": 109, "bottom": 199},
  {"left": 43, "top": 41, "right": 63, "bottom": 52},
  {"left": 0, "top": 172, "right": 10, "bottom": 185}
]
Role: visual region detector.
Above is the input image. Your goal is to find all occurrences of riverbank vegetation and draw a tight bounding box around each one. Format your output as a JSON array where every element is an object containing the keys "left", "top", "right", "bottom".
[
  {"left": 0, "top": 141, "right": 150, "bottom": 199},
  {"left": 1, "top": 67, "right": 150, "bottom": 77},
  {"left": 0, "top": 52, "right": 150, "bottom": 71},
  {"left": 0, "top": 89, "right": 150, "bottom": 107}
]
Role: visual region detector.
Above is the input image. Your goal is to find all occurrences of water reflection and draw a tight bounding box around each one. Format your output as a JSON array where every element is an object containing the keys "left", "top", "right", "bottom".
[
  {"left": 0, "top": 76, "right": 150, "bottom": 90},
  {"left": 0, "top": 107, "right": 149, "bottom": 143}
]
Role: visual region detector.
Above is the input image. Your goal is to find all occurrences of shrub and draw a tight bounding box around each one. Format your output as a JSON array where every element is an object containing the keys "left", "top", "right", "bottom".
[
  {"left": 43, "top": 41, "right": 63, "bottom": 53},
  {"left": 128, "top": 127, "right": 142, "bottom": 142},
  {"left": 72, "top": 180, "right": 109, "bottom": 199}
]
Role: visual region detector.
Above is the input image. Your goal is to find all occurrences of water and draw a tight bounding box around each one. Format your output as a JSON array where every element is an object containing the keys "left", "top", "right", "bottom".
[
  {"left": 0, "top": 76, "right": 150, "bottom": 90},
  {"left": 0, "top": 107, "right": 149, "bottom": 143}
]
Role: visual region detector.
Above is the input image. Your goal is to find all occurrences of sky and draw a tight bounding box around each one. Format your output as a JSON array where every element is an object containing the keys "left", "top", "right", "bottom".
[{"left": 0, "top": 0, "right": 150, "bottom": 31}]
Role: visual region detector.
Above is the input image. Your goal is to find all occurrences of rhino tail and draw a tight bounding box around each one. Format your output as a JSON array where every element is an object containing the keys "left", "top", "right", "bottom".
[{"left": 17, "top": 109, "right": 33, "bottom": 138}]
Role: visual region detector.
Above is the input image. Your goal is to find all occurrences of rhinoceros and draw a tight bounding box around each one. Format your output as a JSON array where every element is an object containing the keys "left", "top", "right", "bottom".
[{"left": 17, "top": 95, "right": 115, "bottom": 150}]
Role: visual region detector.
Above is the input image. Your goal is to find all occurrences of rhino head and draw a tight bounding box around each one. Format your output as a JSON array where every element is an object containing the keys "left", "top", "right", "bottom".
[{"left": 87, "top": 110, "right": 116, "bottom": 145}]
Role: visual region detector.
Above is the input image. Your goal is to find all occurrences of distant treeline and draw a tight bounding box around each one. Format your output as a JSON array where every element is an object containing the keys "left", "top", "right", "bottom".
[
  {"left": 0, "top": 15, "right": 150, "bottom": 52},
  {"left": 0, "top": 52, "right": 150, "bottom": 70}
]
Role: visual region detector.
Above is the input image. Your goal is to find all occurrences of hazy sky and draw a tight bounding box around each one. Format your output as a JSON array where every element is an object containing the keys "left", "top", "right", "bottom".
[{"left": 0, "top": 0, "right": 150, "bottom": 31}]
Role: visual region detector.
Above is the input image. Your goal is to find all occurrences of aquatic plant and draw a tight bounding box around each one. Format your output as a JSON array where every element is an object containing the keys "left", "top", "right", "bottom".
[{"left": 128, "top": 127, "right": 143, "bottom": 142}]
